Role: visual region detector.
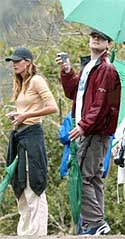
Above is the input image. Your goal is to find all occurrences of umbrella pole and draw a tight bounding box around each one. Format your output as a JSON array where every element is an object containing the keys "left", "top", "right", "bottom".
[
  {"left": 74, "top": 224, "right": 78, "bottom": 235},
  {"left": 71, "top": 219, "right": 77, "bottom": 235},
  {"left": 110, "top": 43, "right": 117, "bottom": 63}
]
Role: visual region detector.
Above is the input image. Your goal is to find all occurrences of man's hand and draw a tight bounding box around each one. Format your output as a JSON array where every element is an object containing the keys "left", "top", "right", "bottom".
[
  {"left": 56, "top": 52, "right": 71, "bottom": 73},
  {"left": 69, "top": 125, "right": 84, "bottom": 141}
]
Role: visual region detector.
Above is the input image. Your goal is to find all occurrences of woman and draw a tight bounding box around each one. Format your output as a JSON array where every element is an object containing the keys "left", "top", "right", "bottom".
[{"left": 5, "top": 47, "right": 58, "bottom": 236}]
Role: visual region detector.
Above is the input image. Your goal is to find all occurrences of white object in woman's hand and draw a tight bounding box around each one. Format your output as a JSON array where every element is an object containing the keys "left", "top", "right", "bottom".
[{"left": 6, "top": 111, "right": 17, "bottom": 121}]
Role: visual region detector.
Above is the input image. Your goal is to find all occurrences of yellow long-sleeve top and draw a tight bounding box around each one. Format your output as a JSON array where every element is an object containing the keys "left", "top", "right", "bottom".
[{"left": 15, "top": 74, "right": 57, "bottom": 125}]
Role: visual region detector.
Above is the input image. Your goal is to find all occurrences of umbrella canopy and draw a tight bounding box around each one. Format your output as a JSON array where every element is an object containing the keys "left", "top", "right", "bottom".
[
  {"left": 67, "top": 118, "right": 82, "bottom": 226},
  {"left": 113, "top": 59, "right": 125, "bottom": 125},
  {"left": 60, "top": 0, "right": 125, "bottom": 43},
  {"left": 111, "top": 59, "right": 125, "bottom": 147}
]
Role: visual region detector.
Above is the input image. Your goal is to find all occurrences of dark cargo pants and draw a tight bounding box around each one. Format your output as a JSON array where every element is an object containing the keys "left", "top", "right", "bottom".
[{"left": 77, "top": 135, "right": 110, "bottom": 228}]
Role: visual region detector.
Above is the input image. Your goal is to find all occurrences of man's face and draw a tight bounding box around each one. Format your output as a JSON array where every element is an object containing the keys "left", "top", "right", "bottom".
[{"left": 89, "top": 33, "right": 110, "bottom": 52}]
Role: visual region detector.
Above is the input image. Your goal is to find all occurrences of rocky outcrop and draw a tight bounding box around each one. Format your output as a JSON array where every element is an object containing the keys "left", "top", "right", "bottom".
[{"left": 0, "top": 0, "right": 63, "bottom": 47}]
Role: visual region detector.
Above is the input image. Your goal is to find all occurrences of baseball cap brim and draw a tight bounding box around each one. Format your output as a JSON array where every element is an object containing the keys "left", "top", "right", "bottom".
[
  {"left": 89, "top": 29, "right": 112, "bottom": 42},
  {"left": 5, "top": 55, "right": 23, "bottom": 62}
]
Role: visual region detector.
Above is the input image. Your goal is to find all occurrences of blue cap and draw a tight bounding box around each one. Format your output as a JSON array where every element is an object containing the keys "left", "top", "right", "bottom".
[
  {"left": 90, "top": 29, "right": 112, "bottom": 42},
  {"left": 5, "top": 48, "right": 33, "bottom": 62}
]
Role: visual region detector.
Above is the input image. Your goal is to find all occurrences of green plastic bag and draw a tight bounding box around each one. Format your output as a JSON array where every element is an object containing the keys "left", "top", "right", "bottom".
[
  {"left": 0, "top": 156, "right": 18, "bottom": 202},
  {"left": 67, "top": 118, "right": 82, "bottom": 226}
]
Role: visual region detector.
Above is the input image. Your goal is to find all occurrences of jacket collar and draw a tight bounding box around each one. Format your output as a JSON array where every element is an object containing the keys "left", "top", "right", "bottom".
[
  {"left": 80, "top": 55, "right": 91, "bottom": 67},
  {"left": 80, "top": 51, "right": 108, "bottom": 68}
]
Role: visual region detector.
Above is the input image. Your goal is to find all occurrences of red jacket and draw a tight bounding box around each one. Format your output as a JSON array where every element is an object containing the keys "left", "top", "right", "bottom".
[{"left": 60, "top": 52, "right": 121, "bottom": 136}]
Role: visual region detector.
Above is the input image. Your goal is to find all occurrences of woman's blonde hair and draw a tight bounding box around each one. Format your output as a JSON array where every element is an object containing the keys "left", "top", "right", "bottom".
[{"left": 12, "top": 62, "right": 37, "bottom": 101}]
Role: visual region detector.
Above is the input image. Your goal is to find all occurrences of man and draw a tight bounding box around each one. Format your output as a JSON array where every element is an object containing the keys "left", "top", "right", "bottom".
[{"left": 56, "top": 29, "right": 121, "bottom": 235}]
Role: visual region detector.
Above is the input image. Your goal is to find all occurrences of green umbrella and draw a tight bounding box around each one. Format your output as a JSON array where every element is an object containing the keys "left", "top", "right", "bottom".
[
  {"left": 113, "top": 59, "right": 125, "bottom": 125},
  {"left": 0, "top": 156, "right": 18, "bottom": 202},
  {"left": 67, "top": 118, "right": 82, "bottom": 229},
  {"left": 60, "top": 0, "right": 125, "bottom": 43}
]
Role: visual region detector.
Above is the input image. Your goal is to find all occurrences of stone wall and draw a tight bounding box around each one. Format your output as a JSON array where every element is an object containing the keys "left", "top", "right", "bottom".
[{"left": 0, "top": 235, "right": 125, "bottom": 239}]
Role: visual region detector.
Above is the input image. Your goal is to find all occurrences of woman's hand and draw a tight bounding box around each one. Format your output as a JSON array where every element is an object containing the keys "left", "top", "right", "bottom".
[
  {"left": 12, "top": 113, "right": 27, "bottom": 126},
  {"left": 112, "top": 144, "right": 120, "bottom": 158}
]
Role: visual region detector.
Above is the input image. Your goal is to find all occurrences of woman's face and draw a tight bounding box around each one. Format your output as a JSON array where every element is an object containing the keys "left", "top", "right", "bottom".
[{"left": 12, "top": 59, "right": 30, "bottom": 75}]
